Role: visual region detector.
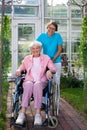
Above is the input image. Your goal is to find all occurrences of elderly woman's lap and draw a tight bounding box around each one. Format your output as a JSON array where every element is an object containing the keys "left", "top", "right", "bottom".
[{"left": 22, "top": 81, "right": 47, "bottom": 108}]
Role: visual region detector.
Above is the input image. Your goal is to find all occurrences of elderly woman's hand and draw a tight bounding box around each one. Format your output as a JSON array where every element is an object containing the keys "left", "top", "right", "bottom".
[
  {"left": 15, "top": 70, "right": 21, "bottom": 77},
  {"left": 46, "top": 70, "right": 53, "bottom": 80}
]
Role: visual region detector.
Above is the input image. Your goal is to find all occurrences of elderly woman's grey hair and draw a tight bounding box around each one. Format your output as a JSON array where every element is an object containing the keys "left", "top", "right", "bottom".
[{"left": 30, "top": 41, "right": 42, "bottom": 48}]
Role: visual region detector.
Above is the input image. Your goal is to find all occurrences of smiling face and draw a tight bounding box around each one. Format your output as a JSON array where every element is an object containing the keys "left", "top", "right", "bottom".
[
  {"left": 47, "top": 24, "right": 56, "bottom": 36},
  {"left": 31, "top": 45, "right": 41, "bottom": 57}
]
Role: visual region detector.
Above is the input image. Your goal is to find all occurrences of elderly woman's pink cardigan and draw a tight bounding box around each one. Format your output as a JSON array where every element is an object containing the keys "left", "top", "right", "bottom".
[{"left": 18, "top": 54, "right": 56, "bottom": 82}]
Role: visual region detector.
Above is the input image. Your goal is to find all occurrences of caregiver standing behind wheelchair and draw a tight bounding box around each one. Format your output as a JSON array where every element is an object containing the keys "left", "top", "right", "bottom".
[
  {"left": 15, "top": 41, "right": 56, "bottom": 125},
  {"left": 36, "top": 21, "right": 63, "bottom": 103}
]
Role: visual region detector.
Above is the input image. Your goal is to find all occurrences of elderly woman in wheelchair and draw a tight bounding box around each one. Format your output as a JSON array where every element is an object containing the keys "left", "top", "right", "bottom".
[{"left": 15, "top": 41, "right": 56, "bottom": 125}]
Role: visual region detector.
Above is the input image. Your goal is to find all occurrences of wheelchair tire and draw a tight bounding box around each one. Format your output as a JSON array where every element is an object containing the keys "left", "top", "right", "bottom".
[
  {"left": 48, "top": 116, "right": 58, "bottom": 128},
  {"left": 13, "top": 94, "right": 22, "bottom": 114},
  {"left": 54, "top": 83, "right": 60, "bottom": 116},
  {"left": 13, "top": 102, "right": 19, "bottom": 117},
  {"left": 50, "top": 82, "right": 59, "bottom": 116}
]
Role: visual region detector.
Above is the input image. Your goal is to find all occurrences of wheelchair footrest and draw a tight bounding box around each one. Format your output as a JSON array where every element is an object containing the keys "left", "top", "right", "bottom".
[
  {"left": 13, "top": 122, "right": 26, "bottom": 128},
  {"left": 42, "top": 119, "right": 48, "bottom": 126},
  {"left": 10, "top": 117, "right": 26, "bottom": 128},
  {"left": 32, "top": 119, "right": 48, "bottom": 128},
  {"left": 10, "top": 117, "right": 15, "bottom": 127}
]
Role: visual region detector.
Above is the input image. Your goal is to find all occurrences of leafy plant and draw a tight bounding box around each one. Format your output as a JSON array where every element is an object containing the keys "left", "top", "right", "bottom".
[
  {"left": 2, "top": 15, "right": 11, "bottom": 79},
  {"left": 79, "top": 16, "right": 87, "bottom": 113},
  {"left": 0, "top": 81, "right": 9, "bottom": 130},
  {"left": 60, "top": 74, "right": 83, "bottom": 89},
  {"left": 0, "top": 15, "right": 11, "bottom": 130}
]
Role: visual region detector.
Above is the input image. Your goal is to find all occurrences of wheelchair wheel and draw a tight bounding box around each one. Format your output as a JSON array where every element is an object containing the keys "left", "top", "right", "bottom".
[
  {"left": 48, "top": 116, "right": 58, "bottom": 128},
  {"left": 11, "top": 94, "right": 22, "bottom": 125},
  {"left": 13, "top": 102, "right": 19, "bottom": 116},
  {"left": 54, "top": 83, "right": 60, "bottom": 116},
  {"left": 50, "top": 82, "right": 59, "bottom": 116},
  {"left": 14, "top": 93, "right": 22, "bottom": 113}
]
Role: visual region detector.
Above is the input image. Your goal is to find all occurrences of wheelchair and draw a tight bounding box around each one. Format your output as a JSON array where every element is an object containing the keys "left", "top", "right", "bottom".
[{"left": 9, "top": 71, "right": 59, "bottom": 129}]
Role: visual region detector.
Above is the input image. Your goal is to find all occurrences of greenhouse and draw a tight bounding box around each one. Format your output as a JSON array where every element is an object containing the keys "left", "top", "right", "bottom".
[
  {"left": 0, "top": 0, "right": 87, "bottom": 76},
  {"left": 0, "top": 1, "right": 87, "bottom": 129}
]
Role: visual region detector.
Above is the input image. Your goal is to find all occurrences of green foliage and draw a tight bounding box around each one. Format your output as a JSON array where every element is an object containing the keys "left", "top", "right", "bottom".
[
  {"left": 2, "top": 15, "right": 11, "bottom": 78},
  {"left": 78, "top": 16, "right": 87, "bottom": 113},
  {"left": 0, "top": 81, "right": 9, "bottom": 130},
  {"left": 60, "top": 74, "right": 83, "bottom": 89},
  {"left": 79, "top": 17, "right": 87, "bottom": 67},
  {"left": 0, "top": 14, "right": 11, "bottom": 130}
]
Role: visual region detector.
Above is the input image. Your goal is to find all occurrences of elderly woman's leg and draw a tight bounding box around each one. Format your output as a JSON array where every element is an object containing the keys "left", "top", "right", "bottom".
[
  {"left": 16, "top": 81, "right": 34, "bottom": 124},
  {"left": 33, "top": 81, "right": 47, "bottom": 125},
  {"left": 21, "top": 81, "right": 34, "bottom": 110}
]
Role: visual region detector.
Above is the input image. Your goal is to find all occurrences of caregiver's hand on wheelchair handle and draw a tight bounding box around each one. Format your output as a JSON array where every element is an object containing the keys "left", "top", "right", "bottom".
[{"left": 46, "top": 70, "right": 53, "bottom": 80}]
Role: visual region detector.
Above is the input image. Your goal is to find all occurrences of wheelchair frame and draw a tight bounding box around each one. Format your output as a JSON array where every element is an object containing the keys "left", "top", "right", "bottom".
[{"left": 10, "top": 72, "right": 59, "bottom": 129}]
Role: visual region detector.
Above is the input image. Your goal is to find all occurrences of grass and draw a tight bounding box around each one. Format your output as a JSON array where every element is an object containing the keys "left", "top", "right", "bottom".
[{"left": 60, "top": 87, "right": 87, "bottom": 116}]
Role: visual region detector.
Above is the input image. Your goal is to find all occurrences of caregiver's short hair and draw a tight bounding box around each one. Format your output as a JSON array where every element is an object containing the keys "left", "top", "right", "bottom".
[{"left": 30, "top": 41, "right": 42, "bottom": 48}]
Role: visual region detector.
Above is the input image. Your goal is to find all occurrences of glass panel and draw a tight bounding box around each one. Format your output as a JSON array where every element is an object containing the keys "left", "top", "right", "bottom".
[
  {"left": 45, "top": 4, "right": 67, "bottom": 18},
  {"left": 71, "top": 18, "right": 82, "bottom": 55},
  {"left": 71, "top": 31, "right": 80, "bottom": 62},
  {"left": 86, "top": 6, "right": 87, "bottom": 16},
  {"left": 72, "top": 19, "right": 82, "bottom": 30},
  {"left": 71, "top": 5, "right": 81, "bottom": 18},
  {"left": 45, "top": 0, "right": 68, "bottom": 18},
  {"left": 71, "top": 53, "right": 79, "bottom": 61},
  {"left": 18, "top": 0, "right": 39, "bottom": 5},
  {"left": 71, "top": 40, "right": 80, "bottom": 53},
  {"left": 14, "top": 6, "right": 38, "bottom": 16},
  {"left": 47, "top": 0, "right": 68, "bottom": 6},
  {"left": 18, "top": 23, "right": 35, "bottom": 65},
  {"left": 0, "top": 0, "right": 39, "bottom": 15},
  {"left": 4, "top": 0, "right": 39, "bottom": 5},
  {"left": 0, "top": 5, "right": 12, "bottom": 14},
  {"left": 0, "top": 6, "right": 1, "bottom": 14}
]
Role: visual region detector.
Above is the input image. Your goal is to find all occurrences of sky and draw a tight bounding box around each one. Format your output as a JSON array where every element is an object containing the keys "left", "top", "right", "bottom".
[{"left": 47, "top": 0, "right": 68, "bottom": 6}]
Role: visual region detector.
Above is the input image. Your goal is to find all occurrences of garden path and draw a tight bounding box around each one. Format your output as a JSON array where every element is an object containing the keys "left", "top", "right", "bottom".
[{"left": 6, "top": 82, "right": 87, "bottom": 130}]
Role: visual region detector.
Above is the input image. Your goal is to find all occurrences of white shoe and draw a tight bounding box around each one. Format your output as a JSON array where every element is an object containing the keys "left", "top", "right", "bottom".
[
  {"left": 34, "top": 114, "right": 42, "bottom": 125},
  {"left": 16, "top": 113, "right": 25, "bottom": 124}
]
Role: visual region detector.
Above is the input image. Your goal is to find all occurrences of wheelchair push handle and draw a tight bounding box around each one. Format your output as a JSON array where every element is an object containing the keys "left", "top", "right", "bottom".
[
  {"left": 15, "top": 70, "right": 26, "bottom": 85},
  {"left": 48, "top": 77, "right": 53, "bottom": 83}
]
